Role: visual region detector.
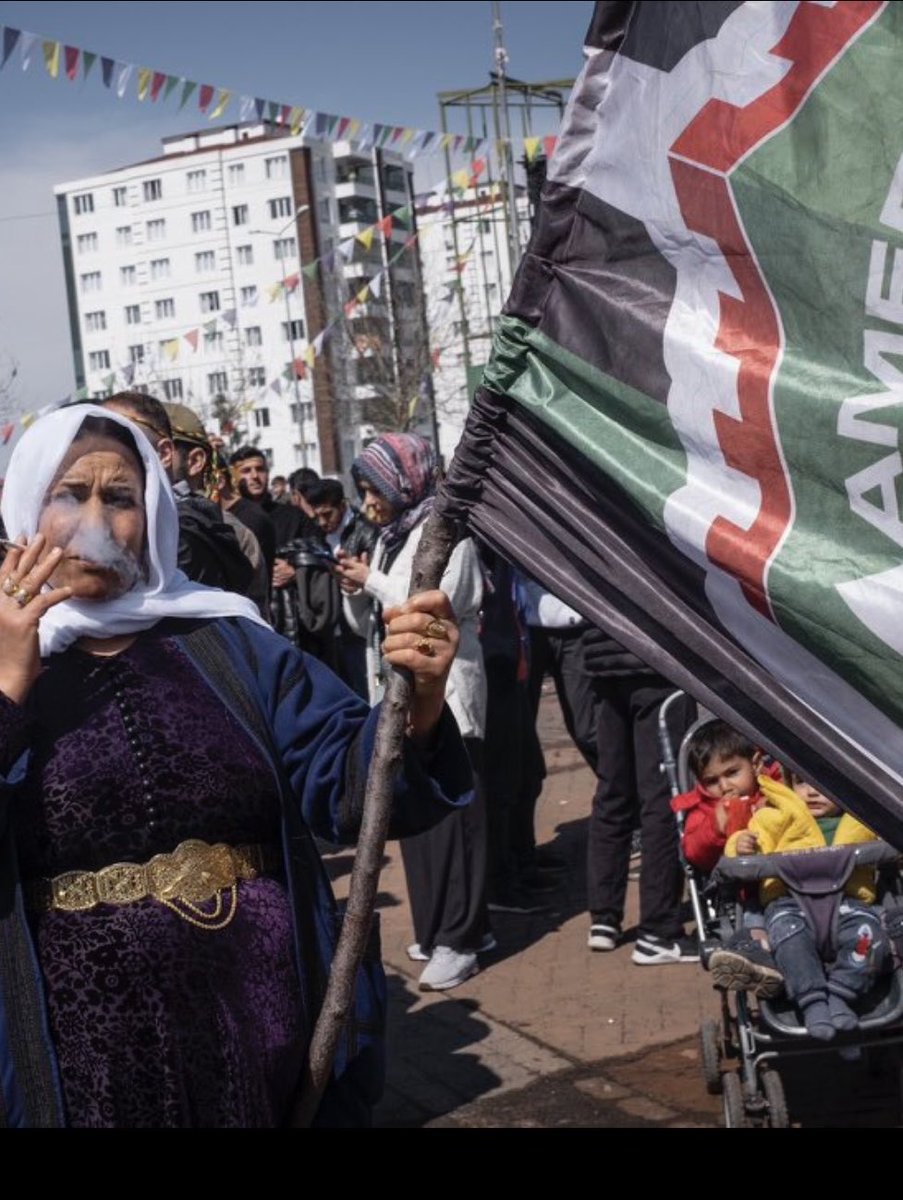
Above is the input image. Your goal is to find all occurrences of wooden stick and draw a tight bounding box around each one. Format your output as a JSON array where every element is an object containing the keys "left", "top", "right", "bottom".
[{"left": 291, "top": 510, "right": 461, "bottom": 1127}]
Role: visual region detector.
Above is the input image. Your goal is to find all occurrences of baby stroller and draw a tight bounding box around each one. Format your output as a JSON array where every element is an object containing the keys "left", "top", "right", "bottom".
[{"left": 659, "top": 694, "right": 903, "bottom": 1129}]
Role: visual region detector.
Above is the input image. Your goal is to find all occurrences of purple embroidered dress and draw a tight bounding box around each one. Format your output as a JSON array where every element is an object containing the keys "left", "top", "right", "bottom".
[{"left": 10, "top": 630, "right": 307, "bottom": 1128}]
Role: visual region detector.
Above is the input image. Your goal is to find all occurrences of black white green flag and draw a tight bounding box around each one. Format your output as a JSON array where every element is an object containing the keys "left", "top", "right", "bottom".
[{"left": 441, "top": 0, "right": 903, "bottom": 840}]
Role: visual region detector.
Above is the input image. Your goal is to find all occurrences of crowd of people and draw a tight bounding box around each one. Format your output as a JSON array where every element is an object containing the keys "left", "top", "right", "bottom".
[{"left": 2, "top": 388, "right": 885, "bottom": 1128}]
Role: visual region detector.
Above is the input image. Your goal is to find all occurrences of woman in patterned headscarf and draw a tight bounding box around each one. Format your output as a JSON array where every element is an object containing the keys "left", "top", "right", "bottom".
[{"left": 339, "top": 434, "right": 492, "bottom": 992}]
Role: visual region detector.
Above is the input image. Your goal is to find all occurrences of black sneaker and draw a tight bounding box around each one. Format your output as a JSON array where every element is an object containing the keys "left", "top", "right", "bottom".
[
  {"left": 487, "top": 887, "right": 550, "bottom": 915},
  {"left": 632, "top": 932, "right": 700, "bottom": 965}
]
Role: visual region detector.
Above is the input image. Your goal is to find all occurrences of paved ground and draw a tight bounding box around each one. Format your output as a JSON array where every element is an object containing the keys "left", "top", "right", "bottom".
[{"left": 326, "top": 687, "right": 903, "bottom": 1129}]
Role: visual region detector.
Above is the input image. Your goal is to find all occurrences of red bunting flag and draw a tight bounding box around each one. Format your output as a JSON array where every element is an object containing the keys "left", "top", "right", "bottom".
[
  {"left": 64, "top": 46, "right": 79, "bottom": 80},
  {"left": 198, "top": 83, "right": 215, "bottom": 113},
  {"left": 376, "top": 216, "right": 393, "bottom": 239},
  {"left": 471, "top": 158, "right": 487, "bottom": 180},
  {"left": 184, "top": 329, "right": 200, "bottom": 352},
  {"left": 431, "top": 348, "right": 443, "bottom": 370},
  {"left": 150, "top": 71, "right": 166, "bottom": 101},
  {"left": 344, "top": 299, "right": 358, "bottom": 319},
  {"left": 292, "top": 359, "right": 307, "bottom": 380},
  {"left": 337, "top": 116, "right": 351, "bottom": 139},
  {"left": 283, "top": 274, "right": 301, "bottom": 292},
  {"left": 1, "top": 423, "right": 14, "bottom": 445},
  {"left": 279, "top": 104, "right": 292, "bottom": 126},
  {"left": 543, "top": 135, "right": 558, "bottom": 160}
]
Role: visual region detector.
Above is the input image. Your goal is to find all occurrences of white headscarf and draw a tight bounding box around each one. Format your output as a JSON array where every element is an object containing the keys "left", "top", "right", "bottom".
[{"left": 1, "top": 405, "right": 268, "bottom": 655}]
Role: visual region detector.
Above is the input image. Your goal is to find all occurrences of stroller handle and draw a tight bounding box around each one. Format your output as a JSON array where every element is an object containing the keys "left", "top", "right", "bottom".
[{"left": 712, "top": 841, "right": 901, "bottom": 883}]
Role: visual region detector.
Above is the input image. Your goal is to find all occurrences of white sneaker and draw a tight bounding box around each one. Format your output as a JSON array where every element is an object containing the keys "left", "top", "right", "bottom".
[
  {"left": 631, "top": 933, "right": 700, "bottom": 966},
  {"left": 408, "top": 933, "right": 496, "bottom": 963},
  {"left": 418, "top": 946, "right": 480, "bottom": 992},
  {"left": 588, "top": 923, "right": 621, "bottom": 952}
]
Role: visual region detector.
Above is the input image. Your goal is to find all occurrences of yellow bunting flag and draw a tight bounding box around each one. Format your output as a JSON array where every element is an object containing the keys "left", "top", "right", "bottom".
[
  {"left": 137, "top": 67, "right": 152, "bottom": 100},
  {"left": 21, "top": 412, "right": 35, "bottom": 429},
  {"left": 268, "top": 282, "right": 284, "bottom": 303},
  {"left": 400, "top": 129, "right": 414, "bottom": 145},
  {"left": 356, "top": 227, "right": 375, "bottom": 252},
  {"left": 304, "top": 344, "right": 317, "bottom": 369},
  {"left": 209, "top": 89, "right": 231, "bottom": 120},
  {"left": 164, "top": 339, "right": 180, "bottom": 362},
  {"left": 452, "top": 168, "right": 471, "bottom": 191},
  {"left": 290, "top": 106, "right": 305, "bottom": 135},
  {"left": 356, "top": 285, "right": 370, "bottom": 305},
  {"left": 440, "top": 133, "right": 454, "bottom": 150},
  {"left": 42, "top": 41, "right": 60, "bottom": 79},
  {"left": 349, "top": 119, "right": 361, "bottom": 138},
  {"left": 524, "top": 136, "right": 541, "bottom": 163}
]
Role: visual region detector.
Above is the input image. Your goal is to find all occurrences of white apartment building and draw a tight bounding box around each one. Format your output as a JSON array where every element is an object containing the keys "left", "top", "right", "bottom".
[
  {"left": 416, "top": 182, "right": 531, "bottom": 465},
  {"left": 55, "top": 122, "right": 427, "bottom": 479}
]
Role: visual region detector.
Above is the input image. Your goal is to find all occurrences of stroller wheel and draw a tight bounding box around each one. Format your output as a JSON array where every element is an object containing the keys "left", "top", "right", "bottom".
[
  {"left": 722, "top": 1071, "right": 750, "bottom": 1128},
  {"left": 761, "top": 1068, "right": 789, "bottom": 1129},
  {"left": 699, "top": 1019, "right": 723, "bottom": 1095}
]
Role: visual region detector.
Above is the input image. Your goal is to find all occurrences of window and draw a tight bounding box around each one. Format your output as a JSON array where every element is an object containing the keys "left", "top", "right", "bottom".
[
  {"left": 191, "top": 211, "right": 212, "bottom": 234},
  {"left": 155, "top": 298, "right": 175, "bottom": 320},
  {"left": 290, "top": 402, "right": 315, "bottom": 424},
  {"left": 265, "top": 156, "right": 288, "bottom": 181},
  {"left": 200, "top": 291, "right": 221, "bottom": 314},
  {"left": 228, "top": 164, "right": 245, "bottom": 186},
  {"left": 282, "top": 319, "right": 305, "bottom": 342},
  {"left": 244, "top": 326, "right": 263, "bottom": 347},
  {"left": 120, "top": 266, "right": 137, "bottom": 287},
  {"left": 253, "top": 408, "right": 271, "bottom": 428},
  {"left": 146, "top": 219, "right": 166, "bottom": 243},
  {"left": 116, "top": 225, "right": 133, "bottom": 248},
  {"left": 112, "top": 186, "right": 128, "bottom": 208},
  {"left": 187, "top": 169, "right": 207, "bottom": 193},
  {"left": 236, "top": 245, "right": 254, "bottom": 266},
  {"left": 128, "top": 345, "right": 145, "bottom": 364},
  {"left": 88, "top": 350, "right": 110, "bottom": 371},
  {"left": 80, "top": 271, "right": 102, "bottom": 294},
  {"left": 143, "top": 179, "right": 163, "bottom": 202},
  {"left": 383, "top": 165, "right": 408, "bottom": 193},
  {"left": 240, "top": 286, "right": 258, "bottom": 307},
  {"left": 274, "top": 238, "right": 296, "bottom": 261},
  {"left": 195, "top": 251, "right": 216, "bottom": 273},
  {"left": 338, "top": 197, "right": 378, "bottom": 226},
  {"left": 162, "top": 378, "right": 184, "bottom": 401},
  {"left": 84, "top": 311, "right": 106, "bottom": 333},
  {"left": 150, "top": 258, "right": 171, "bottom": 281},
  {"left": 77, "top": 232, "right": 98, "bottom": 254},
  {"left": 248, "top": 367, "right": 266, "bottom": 388},
  {"left": 204, "top": 331, "right": 224, "bottom": 354},
  {"left": 207, "top": 371, "right": 228, "bottom": 395},
  {"left": 124, "top": 304, "right": 142, "bottom": 325},
  {"left": 269, "top": 197, "right": 293, "bottom": 220},
  {"left": 73, "top": 193, "right": 94, "bottom": 216},
  {"left": 232, "top": 204, "right": 249, "bottom": 227}
]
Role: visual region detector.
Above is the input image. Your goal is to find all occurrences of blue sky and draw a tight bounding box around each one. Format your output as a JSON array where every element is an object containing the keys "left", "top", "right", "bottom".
[{"left": 0, "top": 1, "right": 592, "bottom": 412}]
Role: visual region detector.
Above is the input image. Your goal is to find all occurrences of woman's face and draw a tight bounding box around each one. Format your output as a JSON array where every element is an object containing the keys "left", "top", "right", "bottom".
[
  {"left": 38, "top": 435, "right": 147, "bottom": 601},
  {"left": 360, "top": 485, "right": 395, "bottom": 527}
]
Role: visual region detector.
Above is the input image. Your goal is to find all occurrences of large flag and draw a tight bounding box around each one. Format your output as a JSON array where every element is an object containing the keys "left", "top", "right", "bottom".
[{"left": 440, "top": 0, "right": 903, "bottom": 842}]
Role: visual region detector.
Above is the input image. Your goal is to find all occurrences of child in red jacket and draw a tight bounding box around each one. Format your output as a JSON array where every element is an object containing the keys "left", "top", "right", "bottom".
[{"left": 671, "top": 720, "right": 783, "bottom": 996}]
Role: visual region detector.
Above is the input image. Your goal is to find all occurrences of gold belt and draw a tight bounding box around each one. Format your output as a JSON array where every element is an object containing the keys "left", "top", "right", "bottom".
[{"left": 26, "top": 840, "right": 282, "bottom": 931}]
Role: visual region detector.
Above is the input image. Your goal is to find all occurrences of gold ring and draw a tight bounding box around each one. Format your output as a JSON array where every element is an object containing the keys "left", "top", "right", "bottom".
[
  {"left": 2, "top": 577, "right": 17, "bottom": 597},
  {"left": 415, "top": 637, "right": 436, "bottom": 658},
  {"left": 13, "top": 587, "right": 33, "bottom": 609},
  {"left": 424, "top": 620, "right": 449, "bottom": 642}
]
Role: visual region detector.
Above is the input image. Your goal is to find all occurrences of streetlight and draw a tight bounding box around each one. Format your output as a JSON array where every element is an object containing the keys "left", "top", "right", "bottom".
[{"left": 250, "top": 203, "right": 310, "bottom": 468}]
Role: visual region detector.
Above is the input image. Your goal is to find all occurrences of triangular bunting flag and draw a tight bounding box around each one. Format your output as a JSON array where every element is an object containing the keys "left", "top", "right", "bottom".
[
  {"left": 314, "top": 112, "right": 328, "bottom": 138},
  {"left": 524, "top": 137, "right": 541, "bottom": 163},
  {"left": 372, "top": 124, "right": 386, "bottom": 146},
  {"left": 122, "top": 364, "right": 136, "bottom": 386},
  {"left": 184, "top": 330, "right": 200, "bottom": 352},
  {"left": 268, "top": 282, "right": 284, "bottom": 302},
  {"left": 103, "top": 373, "right": 116, "bottom": 390},
  {"left": 326, "top": 115, "right": 340, "bottom": 137},
  {"left": 370, "top": 273, "right": 384, "bottom": 300},
  {"left": 82, "top": 50, "right": 96, "bottom": 79},
  {"left": 356, "top": 285, "right": 370, "bottom": 305},
  {"left": 20, "top": 413, "right": 35, "bottom": 430},
  {"left": 471, "top": 158, "right": 487, "bottom": 180},
  {"left": 338, "top": 238, "right": 356, "bottom": 262},
  {"left": 115, "top": 63, "right": 133, "bottom": 98},
  {"left": 239, "top": 94, "right": 254, "bottom": 122},
  {"left": 150, "top": 71, "right": 167, "bottom": 101},
  {"left": 1, "top": 424, "right": 15, "bottom": 446},
  {"left": 209, "top": 89, "right": 231, "bottom": 120},
  {"left": 440, "top": 133, "right": 454, "bottom": 151},
  {"left": 322, "top": 251, "right": 336, "bottom": 272},
  {"left": 390, "top": 127, "right": 404, "bottom": 145},
  {"left": 302, "top": 262, "right": 319, "bottom": 280},
  {"left": 543, "top": 135, "right": 558, "bottom": 159},
  {"left": 290, "top": 106, "right": 304, "bottom": 136},
  {"left": 344, "top": 299, "right": 358, "bottom": 319},
  {"left": 221, "top": 309, "right": 237, "bottom": 329},
  {"left": 394, "top": 205, "right": 413, "bottom": 229},
  {"left": 180, "top": 79, "right": 197, "bottom": 109},
  {"left": 137, "top": 67, "right": 152, "bottom": 101},
  {"left": 164, "top": 340, "right": 180, "bottom": 363},
  {"left": 2, "top": 28, "right": 21, "bottom": 69},
  {"left": 376, "top": 215, "right": 393, "bottom": 239},
  {"left": 203, "top": 319, "right": 218, "bottom": 335},
  {"left": 453, "top": 135, "right": 465, "bottom": 153},
  {"left": 282, "top": 365, "right": 294, "bottom": 382},
  {"left": 337, "top": 116, "right": 351, "bottom": 140},
  {"left": 452, "top": 168, "right": 471, "bottom": 191},
  {"left": 348, "top": 119, "right": 361, "bottom": 138},
  {"left": 64, "top": 46, "right": 79, "bottom": 81},
  {"left": 100, "top": 56, "right": 114, "bottom": 88},
  {"left": 295, "top": 356, "right": 310, "bottom": 377},
  {"left": 74, "top": 387, "right": 89, "bottom": 401},
  {"left": 283, "top": 274, "right": 300, "bottom": 293},
  {"left": 198, "top": 83, "right": 215, "bottom": 113},
  {"left": 421, "top": 132, "right": 437, "bottom": 153},
  {"left": 19, "top": 32, "right": 36, "bottom": 71},
  {"left": 400, "top": 129, "right": 415, "bottom": 145},
  {"left": 313, "top": 331, "right": 327, "bottom": 356},
  {"left": 163, "top": 74, "right": 179, "bottom": 101},
  {"left": 356, "top": 227, "right": 375, "bottom": 252},
  {"left": 431, "top": 348, "right": 444, "bottom": 369},
  {"left": 42, "top": 41, "right": 60, "bottom": 79},
  {"left": 279, "top": 104, "right": 292, "bottom": 126},
  {"left": 254, "top": 97, "right": 265, "bottom": 120},
  {"left": 270, "top": 379, "right": 283, "bottom": 396},
  {"left": 267, "top": 101, "right": 279, "bottom": 123},
  {"left": 304, "top": 345, "right": 317, "bottom": 369}
]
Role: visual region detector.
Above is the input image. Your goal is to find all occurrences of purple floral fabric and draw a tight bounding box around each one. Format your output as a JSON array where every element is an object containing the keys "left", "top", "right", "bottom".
[{"left": 12, "top": 631, "right": 307, "bottom": 1128}]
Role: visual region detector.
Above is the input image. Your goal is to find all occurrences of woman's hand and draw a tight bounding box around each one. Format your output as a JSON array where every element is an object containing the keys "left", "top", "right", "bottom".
[
  {"left": 382, "top": 590, "right": 459, "bottom": 746},
  {"left": 335, "top": 550, "right": 370, "bottom": 595},
  {"left": 0, "top": 535, "right": 72, "bottom": 705}
]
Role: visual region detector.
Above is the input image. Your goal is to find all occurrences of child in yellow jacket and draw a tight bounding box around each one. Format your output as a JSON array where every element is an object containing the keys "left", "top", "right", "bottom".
[{"left": 726, "top": 774, "right": 891, "bottom": 1041}]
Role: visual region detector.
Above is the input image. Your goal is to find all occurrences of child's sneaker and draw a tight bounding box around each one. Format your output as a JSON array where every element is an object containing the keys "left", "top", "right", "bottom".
[
  {"left": 709, "top": 944, "right": 784, "bottom": 999},
  {"left": 632, "top": 932, "right": 699, "bottom": 965},
  {"left": 588, "top": 923, "right": 621, "bottom": 952}
]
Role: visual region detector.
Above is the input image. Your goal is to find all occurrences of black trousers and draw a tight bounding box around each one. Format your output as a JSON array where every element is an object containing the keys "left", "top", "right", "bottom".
[
  {"left": 586, "top": 679, "right": 694, "bottom": 939},
  {"left": 527, "top": 626, "right": 600, "bottom": 773},
  {"left": 400, "top": 737, "right": 490, "bottom": 954}
]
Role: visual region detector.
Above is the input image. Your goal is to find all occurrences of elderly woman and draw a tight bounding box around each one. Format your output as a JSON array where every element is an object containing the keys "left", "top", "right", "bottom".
[
  {"left": 337, "top": 434, "right": 491, "bottom": 993},
  {"left": 0, "top": 407, "right": 472, "bottom": 1129}
]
